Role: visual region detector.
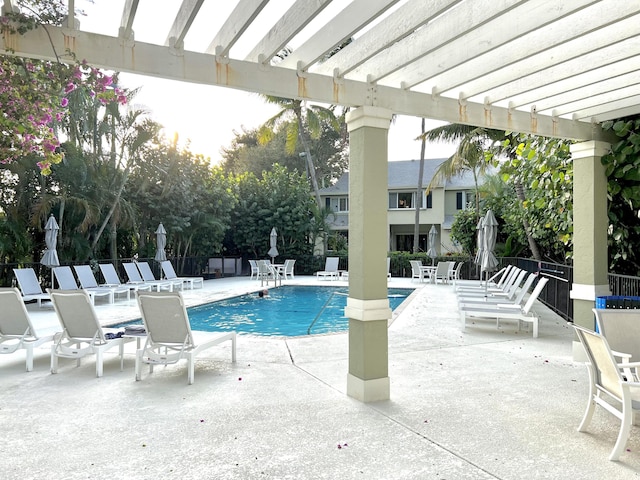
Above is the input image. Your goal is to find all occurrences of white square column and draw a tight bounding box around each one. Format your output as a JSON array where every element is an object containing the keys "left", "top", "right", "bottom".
[{"left": 345, "top": 106, "right": 393, "bottom": 402}]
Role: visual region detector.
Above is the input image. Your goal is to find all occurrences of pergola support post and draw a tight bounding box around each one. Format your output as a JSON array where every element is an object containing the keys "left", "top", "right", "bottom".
[
  {"left": 570, "top": 140, "right": 611, "bottom": 359},
  {"left": 345, "top": 106, "right": 393, "bottom": 402}
]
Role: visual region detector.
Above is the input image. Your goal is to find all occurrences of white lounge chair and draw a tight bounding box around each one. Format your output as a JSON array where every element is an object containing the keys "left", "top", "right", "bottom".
[
  {"left": 454, "top": 265, "right": 512, "bottom": 289},
  {"left": 457, "top": 269, "right": 526, "bottom": 301},
  {"left": 137, "top": 261, "right": 183, "bottom": 292},
  {"left": 53, "top": 266, "right": 114, "bottom": 304},
  {"left": 316, "top": 257, "right": 339, "bottom": 280},
  {"left": 573, "top": 324, "right": 640, "bottom": 461},
  {"left": 73, "top": 265, "right": 130, "bottom": 302},
  {"left": 459, "top": 277, "right": 548, "bottom": 338},
  {"left": 458, "top": 273, "right": 537, "bottom": 308},
  {"left": 456, "top": 266, "right": 519, "bottom": 293},
  {"left": 13, "top": 268, "right": 51, "bottom": 307},
  {"left": 123, "top": 262, "right": 173, "bottom": 292},
  {"left": 160, "top": 260, "right": 203, "bottom": 289},
  {"left": 0, "top": 287, "right": 56, "bottom": 371},
  {"left": 99, "top": 263, "right": 152, "bottom": 293},
  {"left": 48, "top": 289, "right": 134, "bottom": 377},
  {"left": 135, "top": 291, "right": 236, "bottom": 385}
]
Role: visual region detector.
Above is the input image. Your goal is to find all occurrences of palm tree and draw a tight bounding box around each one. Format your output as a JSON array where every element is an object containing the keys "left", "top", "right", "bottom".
[
  {"left": 419, "top": 124, "right": 542, "bottom": 261},
  {"left": 257, "top": 96, "right": 339, "bottom": 208},
  {"left": 413, "top": 118, "right": 427, "bottom": 253}
]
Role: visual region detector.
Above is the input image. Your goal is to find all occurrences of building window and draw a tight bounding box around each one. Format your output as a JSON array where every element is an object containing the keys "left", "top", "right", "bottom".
[
  {"left": 389, "top": 191, "right": 431, "bottom": 209},
  {"left": 456, "top": 192, "right": 464, "bottom": 210},
  {"left": 326, "top": 197, "right": 349, "bottom": 212},
  {"left": 339, "top": 197, "right": 349, "bottom": 212}
]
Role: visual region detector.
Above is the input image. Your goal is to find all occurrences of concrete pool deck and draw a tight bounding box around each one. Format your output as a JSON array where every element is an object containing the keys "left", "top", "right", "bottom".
[{"left": 3, "top": 275, "right": 640, "bottom": 479}]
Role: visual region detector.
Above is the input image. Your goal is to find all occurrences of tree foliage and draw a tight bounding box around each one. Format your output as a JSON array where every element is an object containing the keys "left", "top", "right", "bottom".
[{"left": 601, "top": 116, "right": 640, "bottom": 275}]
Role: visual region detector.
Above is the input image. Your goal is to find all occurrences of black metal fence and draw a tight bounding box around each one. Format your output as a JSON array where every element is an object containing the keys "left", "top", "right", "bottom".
[{"left": 4, "top": 254, "right": 640, "bottom": 324}]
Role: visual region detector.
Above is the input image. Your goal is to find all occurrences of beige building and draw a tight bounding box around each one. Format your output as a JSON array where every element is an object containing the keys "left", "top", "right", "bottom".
[{"left": 319, "top": 159, "right": 480, "bottom": 254}]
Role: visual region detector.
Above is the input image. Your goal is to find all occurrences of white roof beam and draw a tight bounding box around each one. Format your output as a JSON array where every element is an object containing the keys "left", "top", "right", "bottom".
[
  {"left": 119, "top": 0, "right": 139, "bottom": 41},
  {"left": 278, "top": 0, "right": 401, "bottom": 71},
  {"left": 0, "top": 22, "right": 614, "bottom": 143},
  {"left": 549, "top": 84, "right": 640, "bottom": 117},
  {"left": 244, "top": 0, "right": 333, "bottom": 64},
  {"left": 524, "top": 71, "right": 640, "bottom": 115},
  {"left": 389, "top": 0, "right": 627, "bottom": 91},
  {"left": 451, "top": 11, "right": 640, "bottom": 102},
  {"left": 573, "top": 94, "right": 640, "bottom": 122},
  {"left": 312, "top": 0, "right": 460, "bottom": 77},
  {"left": 345, "top": 0, "right": 530, "bottom": 84},
  {"left": 205, "top": 0, "right": 269, "bottom": 56},
  {"left": 165, "top": 0, "right": 205, "bottom": 50},
  {"left": 481, "top": 36, "right": 640, "bottom": 108}
]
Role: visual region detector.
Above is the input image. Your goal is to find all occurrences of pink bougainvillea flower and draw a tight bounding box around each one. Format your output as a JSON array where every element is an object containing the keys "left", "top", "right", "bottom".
[
  {"left": 60, "top": 97, "right": 68, "bottom": 107},
  {"left": 64, "top": 82, "right": 75, "bottom": 93}
]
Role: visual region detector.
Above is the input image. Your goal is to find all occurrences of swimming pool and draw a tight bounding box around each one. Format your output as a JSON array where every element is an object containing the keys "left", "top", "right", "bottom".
[{"left": 123, "top": 286, "right": 413, "bottom": 337}]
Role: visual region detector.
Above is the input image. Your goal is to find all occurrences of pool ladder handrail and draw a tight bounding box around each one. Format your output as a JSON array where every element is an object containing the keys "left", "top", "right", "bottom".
[{"left": 307, "top": 291, "right": 348, "bottom": 335}]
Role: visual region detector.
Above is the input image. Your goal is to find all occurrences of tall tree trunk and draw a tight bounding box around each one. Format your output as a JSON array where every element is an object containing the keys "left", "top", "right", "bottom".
[
  {"left": 109, "top": 217, "right": 117, "bottom": 261},
  {"left": 296, "top": 116, "right": 322, "bottom": 208},
  {"left": 413, "top": 118, "right": 426, "bottom": 253},
  {"left": 515, "top": 182, "right": 542, "bottom": 260}
]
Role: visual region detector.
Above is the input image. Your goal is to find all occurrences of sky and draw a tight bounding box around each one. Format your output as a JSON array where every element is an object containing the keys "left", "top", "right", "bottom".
[{"left": 77, "top": 0, "right": 457, "bottom": 164}]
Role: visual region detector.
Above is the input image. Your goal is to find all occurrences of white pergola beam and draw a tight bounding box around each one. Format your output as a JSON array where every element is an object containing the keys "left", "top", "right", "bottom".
[
  {"left": 388, "top": 0, "right": 625, "bottom": 92},
  {"left": 312, "top": 0, "right": 460, "bottom": 77},
  {"left": 451, "top": 10, "right": 640, "bottom": 102},
  {"left": 205, "top": 0, "right": 269, "bottom": 56},
  {"left": 345, "top": 0, "right": 528, "bottom": 84},
  {"left": 119, "top": 0, "right": 139, "bottom": 41},
  {"left": 0, "top": 23, "right": 614, "bottom": 143},
  {"left": 165, "top": 0, "right": 205, "bottom": 50},
  {"left": 278, "top": 0, "right": 401, "bottom": 71},
  {"left": 244, "top": 0, "right": 333, "bottom": 63}
]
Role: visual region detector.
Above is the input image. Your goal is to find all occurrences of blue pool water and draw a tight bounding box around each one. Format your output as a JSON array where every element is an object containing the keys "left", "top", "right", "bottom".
[{"left": 124, "top": 286, "right": 413, "bottom": 337}]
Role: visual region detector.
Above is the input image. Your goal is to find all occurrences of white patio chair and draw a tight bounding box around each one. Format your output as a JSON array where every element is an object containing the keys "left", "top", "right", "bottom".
[
  {"left": 256, "top": 260, "right": 280, "bottom": 287},
  {"left": 433, "top": 261, "right": 451, "bottom": 284},
  {"left": 160, "top": 260, "right": 203, "bottom": 289},
  {"left": 316, "top": 257, "right": 340, "bottom": 280},
  {"left": 73, "top": 265, "right": 130, "bottom": 302},
  {"left": 248, "top": 259, "right": 259, "bottom": 280},
  {"left": 48, "top": 289, "right": 134, "bottom": 377},
  {"left": 135, "top": 291, "right": 236, "bottom": 385},
  {"left": 52, "top": 266, "right": 114, "bottom": 305},
  {"left": 573, "top": 324, "right": 640, "bottom": 461},
  {"left": 0, "top": 287, "right": 56, "bottom": 371},
  {"left": 593, "top": 308, "right": 640, "bottom": 381},
  {"left": 409, "top": 260, "right": 428, "bottom": 283},
  {"left": 13, "top": 268, "right": 51, "bottom": 307},
  {"left": 282, "top": 259, "right": 296, "bottom": 280},
  {"left": 459, "top": 277, "right": 548, "bottom": 338}
]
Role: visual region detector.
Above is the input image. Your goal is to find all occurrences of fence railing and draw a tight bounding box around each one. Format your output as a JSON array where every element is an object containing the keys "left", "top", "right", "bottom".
[{"left": 3, "top": 254, "right": 638, "bottom": 323}]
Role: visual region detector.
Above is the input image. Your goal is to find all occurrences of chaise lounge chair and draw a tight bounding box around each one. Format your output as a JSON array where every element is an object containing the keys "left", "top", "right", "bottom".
[
  {"left": 48, "top": 289, "right": 134, "bottom": 377},
  {"left": 74, "top": 265, "right": 131, "bottom": 302},
  {"left": 135, "top": 291, "right": 236, "bottom": 384},
  {"left": 458, "top": 273, "right": 537, "bottom": 308},
  {"left": 573, "top": 324, "right": 640, "bottom": 461},
  {"left": 53, "top": 266, "right": 114, "bottom": 304},
  {"left": 123, "top": 262, "right": 174, "bottom": 292},
  {"left": 160, "top": 260, "right": 203, "bottom": 290},
  {"left": 137, "top": 261, "right": 183, "bottom": 292},
  {"left": 13, "top": 268, "right": 51, "bottom": 307},
  {"left": 459, "top": 277, "right": 548, "bottom": 338},
  {"left": 99, "top": 263, "right": 152, "bottom": 294},
  {"left": 0, "top": 287, "right": 57, "bottom": 371},
  {"left": 316, "top": 257, "right": 340, "bottom": 280}
]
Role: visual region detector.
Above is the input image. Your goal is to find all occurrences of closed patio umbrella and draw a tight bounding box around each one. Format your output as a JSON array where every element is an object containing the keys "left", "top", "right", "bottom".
[
  {"left": 41, "top": 214, "right": 60, "bottom": 288},
  {"left": 268, "top": 227, "right": 279, "bottom": 263},
  {"left": 426, "top": 225, "right": 438, "bottom": 265},
  {"left": 481, "top": 210, "right": 499, "bottom": 292},
  {"left": 155, "top": 223, "right": 167, "bottom": 262},
  {"left": 474, "top": 217, "right": 484, "bottom": 266}
]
